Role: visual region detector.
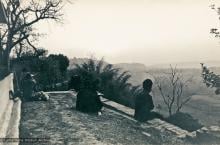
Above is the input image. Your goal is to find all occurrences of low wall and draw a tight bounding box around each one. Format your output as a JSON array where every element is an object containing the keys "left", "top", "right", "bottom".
[
  {"left": 0, "top": 74, "right": 21, "bottom": 145},
  {"left": 0, "top": 67, "right": 9, "bottom": 80},
  {"left": 0, "top": 74, "right": 14, "bottom": 124}
]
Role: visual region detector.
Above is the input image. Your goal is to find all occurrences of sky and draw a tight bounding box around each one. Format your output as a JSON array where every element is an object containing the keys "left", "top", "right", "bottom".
[{"left": 37, "top": 0, "right": 220, "bottom": 65}]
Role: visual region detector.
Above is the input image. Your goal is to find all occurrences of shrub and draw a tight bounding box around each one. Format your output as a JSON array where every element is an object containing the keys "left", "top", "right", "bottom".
[
  {"left": 71, "top": 58, "right": 139, "bottom": 107},
  {"left": 166, "top": 112, "right": 203, "bottom": 131}
]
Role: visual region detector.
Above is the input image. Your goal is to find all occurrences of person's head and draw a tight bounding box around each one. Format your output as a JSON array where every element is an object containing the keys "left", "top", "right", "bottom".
[{"left": 143, "top": 79, "right": 153, "bottom": 92}]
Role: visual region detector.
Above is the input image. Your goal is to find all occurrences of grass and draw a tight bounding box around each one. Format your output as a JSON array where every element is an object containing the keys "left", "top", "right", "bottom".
[{"left": 19, "top": 92, "right": 185, "bottom": 145}]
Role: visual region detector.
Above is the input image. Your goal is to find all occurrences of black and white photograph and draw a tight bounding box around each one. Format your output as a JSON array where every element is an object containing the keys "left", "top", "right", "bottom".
[{"left": 1, "top": 0, "right": 220, "bottom": 144}]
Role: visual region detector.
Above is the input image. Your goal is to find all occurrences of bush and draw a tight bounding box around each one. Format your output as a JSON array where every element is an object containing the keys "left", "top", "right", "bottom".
[
  {"left": 11, "top": 52, "right": 69, "bottom": 91},
  {"left": 166, "top": 112, "right": 203, "bottom": 131},
  {"left": 71, "top": 58, "right": 139, "bottom": 107}
]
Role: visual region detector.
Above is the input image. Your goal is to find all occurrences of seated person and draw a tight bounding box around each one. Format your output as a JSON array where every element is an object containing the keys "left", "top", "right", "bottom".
[
  {"left": 134, "top": 79, "right": 162, "bottom": 122},
  {"left": 76, "top": 77, "right": 103, "bottom": 114},
  {"left": 21, "top": 73, "right": 49, "bottom": 101}
]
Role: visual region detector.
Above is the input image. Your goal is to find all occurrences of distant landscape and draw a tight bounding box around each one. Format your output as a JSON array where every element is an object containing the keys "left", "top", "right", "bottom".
[{"left": 69, "top": 57, "right": 220, "bottom": 126}]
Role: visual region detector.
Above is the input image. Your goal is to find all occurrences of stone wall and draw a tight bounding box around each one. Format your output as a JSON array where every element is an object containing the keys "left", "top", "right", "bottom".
[{"left": 0, "top": 74, "right": 21, "bottom": 145}]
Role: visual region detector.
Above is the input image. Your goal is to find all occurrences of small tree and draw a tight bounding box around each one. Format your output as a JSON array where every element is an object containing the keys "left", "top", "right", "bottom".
[{"left": 153, "top": 65, "right": 192, "bottom": 116}]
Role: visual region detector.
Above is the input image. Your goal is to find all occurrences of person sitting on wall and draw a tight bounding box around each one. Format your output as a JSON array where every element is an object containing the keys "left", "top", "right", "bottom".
[
  {"left": 21, "top": 73, "right": 49, "bottom": 101},
  {"left": 134, "top": 79, "right": 163, "bottom": 122},
  {"left": 75, "top": 75, "right": 103, "bottom": 115}
]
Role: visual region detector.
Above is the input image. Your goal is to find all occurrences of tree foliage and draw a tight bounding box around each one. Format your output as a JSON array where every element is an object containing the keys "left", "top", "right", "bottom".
[
  {"left": 72, "top": 58, "right": 138, "bottom": 104},
  {"left": 47, "top": 54, "right": 69, "bottom": 74},
  {"left": 210, "top": 4, "right": 220, "bottom": 37},
  {"left": 0, "top": 0, "right": 66, "bottom": 70},
  {"left": 12, "top": 51, "right": 69, "bottom": 90},
  {"left": 36, "top": 54, "right": 69, "bottom": 89},
  {"left": 201, "top": 63, "right": 220, "bottom": 94}
]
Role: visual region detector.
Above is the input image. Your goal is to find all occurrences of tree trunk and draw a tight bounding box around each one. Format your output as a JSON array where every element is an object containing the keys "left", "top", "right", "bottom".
[
  {"left": 0, "top": 49, "right": 10, "bottom": 79},
  {"left": 168, "top": 107, "right": 172, "bottom": 117},
  {"left": 0, "top": 49, "right": 10, "bottom": 71}
]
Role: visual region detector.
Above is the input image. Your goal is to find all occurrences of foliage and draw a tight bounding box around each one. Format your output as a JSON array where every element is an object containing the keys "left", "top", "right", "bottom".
[
  {"left": 14, "top": 46, "right": 48, "bottom": 59},
  {"left": 72, "top": 58, "right": 139, "bottom": 105},
  {"left": 47, "top": 54, "right": 69, "bottom": 74},
  {"left": 201, "top": 63, "right": 220, "bottom": 94},
  {"left": 36, "top": 54, "right": 69, "bottom": 90},
  {"left": 12, "top": 51, "right": 69, "bottom": 91},
  {"left": 201, "top": 63, "right": 220, "bottom": 87},
  {"left": 153, "top": 65, "right": 192, "bottom": 117},
  {"left": 210, "top": 4, "right": 220, "bottom": 37},
  {"left": 0, "top": 0, "right": 69, "bottom": 70},
  {"left": 166, "top": 112, "right": 203, "bottom": 131}
]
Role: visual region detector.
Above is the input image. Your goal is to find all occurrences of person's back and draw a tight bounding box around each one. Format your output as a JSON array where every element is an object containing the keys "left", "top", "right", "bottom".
[
  {"left": 76, "top": 89, "right": 102, "bottom": 113},
  {"left": 134, "top": 79, "right": 154, "bottom": 122},
  {"left": 134, "top": 90, "right": 154, "bottom": 122},
  {"left": 22, "top": 73, "right": 36, "bottom": 101},
  {"left": 75, "top": 77, "right": 103, "bottom": 114}
]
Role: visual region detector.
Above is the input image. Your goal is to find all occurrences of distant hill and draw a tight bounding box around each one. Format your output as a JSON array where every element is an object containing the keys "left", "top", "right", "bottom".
[
  {"left": 68, "top": 58, "right": 149, "bottom": 85},
  {"left": 114, "top": 63, "right": 147, "bottom": 72},
  {"left": 68, "top": 58, "right": 220, "bottom": 86},
  {"left": 148, "top": 61, "right": 220, "bottom": 69},
  {"left": 114, "top": 63, "right": 149, "bottom": 85},
  {"left": 68, "top": 57, "right": 90, "bottom": 69}
]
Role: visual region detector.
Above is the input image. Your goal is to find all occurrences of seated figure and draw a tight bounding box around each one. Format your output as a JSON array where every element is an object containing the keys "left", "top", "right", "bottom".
[
  {"left": 75, "top": 76, "right": 103, "bottom": 114},
  {"left": 21, "top": 73, "right": 49, "bottom": 101},
  {"left": 134, "top": 79, "right": 162, "bottom": 122}
]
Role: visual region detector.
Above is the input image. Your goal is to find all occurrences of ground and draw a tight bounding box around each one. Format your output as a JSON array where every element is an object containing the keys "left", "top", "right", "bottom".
[{"left": 19, "top": 92, "right": 184, "bottom": 145}]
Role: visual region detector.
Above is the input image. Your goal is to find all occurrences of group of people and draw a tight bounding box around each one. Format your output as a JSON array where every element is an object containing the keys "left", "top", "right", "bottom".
[
  {"left": 69, "top": 75, "right": 160, "bottom": 122},
  {"left": 17, "top": 67, "right": 160, "bottom": 122}
]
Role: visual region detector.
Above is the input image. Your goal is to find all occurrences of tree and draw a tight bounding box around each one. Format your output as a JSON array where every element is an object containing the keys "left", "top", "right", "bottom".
[
  {"left": 0, "top": 0, "right": 65, "bottom": 71},
  {"left": 33, "top": 53, "right": 69, "bottom": 90},
  {"left": 0, "top": 1, "right": 7, "bottom": 24},
  {"left": 47, "top": 54, "right": 69, "bottom": 74},
  {"left": 210, "top": 4, "right": 220, "bottom": 37},
  {"left": 153, "top": 65, "right": 192, "bottom": 117},
  {"left": 201, "top": 63, "right": 220, "bottom": 94}
]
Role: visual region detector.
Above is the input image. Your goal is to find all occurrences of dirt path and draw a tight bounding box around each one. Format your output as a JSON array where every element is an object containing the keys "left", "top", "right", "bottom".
[{"left": 19, "top": 92, "right": 183, "bottom": 145}]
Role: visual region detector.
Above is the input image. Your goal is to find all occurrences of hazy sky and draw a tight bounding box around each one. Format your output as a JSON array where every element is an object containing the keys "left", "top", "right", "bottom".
[{"left": 37, "top": 0, "right": 220, "bottom": 65}]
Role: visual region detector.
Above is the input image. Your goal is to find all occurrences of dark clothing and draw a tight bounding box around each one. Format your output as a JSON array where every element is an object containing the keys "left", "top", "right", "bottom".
[
  {"left": 68, "top": 76, "right": 81, "bottom": 91},
  {"left": 76, "top": 89, "right": 103, "bottom": 113},
  {"left": 21, "top": 78, "right": 37, "bottom": 101},
  {"left": 134, "top": 90, "right": 154, "bottom": 122}
]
